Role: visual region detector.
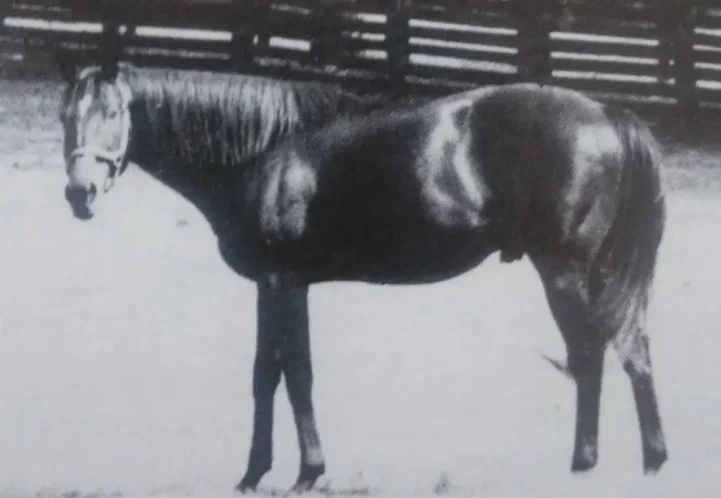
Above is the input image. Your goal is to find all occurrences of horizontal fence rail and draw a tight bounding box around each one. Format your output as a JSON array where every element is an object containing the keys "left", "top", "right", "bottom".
[{"left": 2, "top": 0, "right": 721, "bottom": 109}]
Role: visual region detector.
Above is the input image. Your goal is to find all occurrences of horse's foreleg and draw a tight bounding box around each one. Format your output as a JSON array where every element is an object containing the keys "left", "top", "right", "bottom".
[
  {"left": 275, "top": 284, "right": 326, "bottom": 493},
  {"left": 237, "top": 283, "right": 284, "bottom": 492}
]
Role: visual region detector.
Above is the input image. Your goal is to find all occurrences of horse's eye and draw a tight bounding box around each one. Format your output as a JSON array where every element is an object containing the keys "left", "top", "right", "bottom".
[{"left": 106, "top": 110, "right": 119, "bottom": 119}]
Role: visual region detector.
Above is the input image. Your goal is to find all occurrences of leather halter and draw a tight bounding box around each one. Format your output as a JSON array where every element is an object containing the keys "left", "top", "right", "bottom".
[{"left": 67, "top": 77, "right": 132, "bottom": 191}]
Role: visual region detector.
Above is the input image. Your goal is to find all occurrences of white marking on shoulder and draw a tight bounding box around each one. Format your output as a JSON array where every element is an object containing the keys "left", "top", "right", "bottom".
[{"left": 284, "top": 150, "right": 316, "bottom": 196}]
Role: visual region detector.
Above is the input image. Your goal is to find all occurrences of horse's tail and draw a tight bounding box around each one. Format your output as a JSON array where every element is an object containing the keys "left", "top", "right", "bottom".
[
  {"left": 539, "top": 105, "right": 666, "bottom": 378},
  {"left": 592, "top": 104, "right": 666, "bottom": 351}
]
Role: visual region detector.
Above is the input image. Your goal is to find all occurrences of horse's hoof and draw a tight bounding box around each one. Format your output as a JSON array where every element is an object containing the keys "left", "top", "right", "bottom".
[
  {"left": 571, "top": 456, "right": 597, "bottom": 473},
  {"left": 237, "top": 459, "right": 272, "bottom": 494},
  {"left": 236, "top": 477, "right": 259, "bottom": 494},
  {"left": 571, "top": 459, "right": 596, "bottom": 473},
  {"left": 571, "top": 442, "right": 598, "bottom": 473},
  {"left": 289, "top": 463, "right": 326, "bottom": 494},
  {"left": 571, "top": 452, "right": 597, "bottom": 473},
  {"left": 643, "top": 448, "right": 668, "bottom": 475}
]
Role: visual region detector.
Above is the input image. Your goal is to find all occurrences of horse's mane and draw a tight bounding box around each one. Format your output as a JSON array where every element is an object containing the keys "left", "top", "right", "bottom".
[{"left": 120, "top": 64, "right": 394, "bottom": 168}]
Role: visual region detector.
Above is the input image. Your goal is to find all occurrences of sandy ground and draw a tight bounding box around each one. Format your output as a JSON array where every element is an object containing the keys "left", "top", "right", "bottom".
[{"left": 2, "top": 78, "right": 721, "bottom": 498}]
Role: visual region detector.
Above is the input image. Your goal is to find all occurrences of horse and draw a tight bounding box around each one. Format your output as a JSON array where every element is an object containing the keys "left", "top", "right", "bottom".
[{"left": 58, "top": 63, "right": 668, "bottom": 492}]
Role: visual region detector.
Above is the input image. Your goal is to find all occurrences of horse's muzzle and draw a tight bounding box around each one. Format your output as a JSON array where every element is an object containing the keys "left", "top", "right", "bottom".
[{"left": 65, "top": 183, "right": 97, "bottom": 220}]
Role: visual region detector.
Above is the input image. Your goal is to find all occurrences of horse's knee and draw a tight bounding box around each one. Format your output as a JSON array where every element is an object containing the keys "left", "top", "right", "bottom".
[
  {"left": 252, "top": 355, "right": 283, "bottom": 399},
  {"left": 253, "top": 375, "right": 282, "bottom": 400}
]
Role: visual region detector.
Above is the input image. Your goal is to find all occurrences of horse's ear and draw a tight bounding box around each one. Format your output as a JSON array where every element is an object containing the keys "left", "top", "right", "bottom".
[{"left": 56, "top": 53, "right": 78, "bottom": 83}]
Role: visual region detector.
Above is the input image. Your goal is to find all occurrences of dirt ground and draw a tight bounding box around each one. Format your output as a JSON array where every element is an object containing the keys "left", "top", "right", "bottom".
[{"left": 1, "top": 77, "right": 721, "bottom": 498}]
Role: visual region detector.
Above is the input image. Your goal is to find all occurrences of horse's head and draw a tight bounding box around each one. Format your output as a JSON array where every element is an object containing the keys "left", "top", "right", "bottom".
[{"left": 59, "top": 61, "right": 132, "bottom": 220}]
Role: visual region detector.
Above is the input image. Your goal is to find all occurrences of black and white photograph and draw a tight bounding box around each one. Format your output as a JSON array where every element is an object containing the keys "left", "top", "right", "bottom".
[{"left": 0, "top": 1, "right": 718, "bottom": 497}]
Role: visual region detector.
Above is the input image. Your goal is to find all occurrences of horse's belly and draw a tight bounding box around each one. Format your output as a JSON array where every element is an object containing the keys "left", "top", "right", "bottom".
[
  {"left": 309, "top": 227, "right": 500, "bottom": 285},
  {"left": 215, "top": 209, "right": 501, "bottom": 285},
  {"left": 264, "top": 192, "right": 500, "bottom": 284}
]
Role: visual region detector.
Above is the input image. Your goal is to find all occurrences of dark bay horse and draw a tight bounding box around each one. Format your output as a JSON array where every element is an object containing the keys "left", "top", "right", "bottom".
[{"left": 59, "top": 64, "right": 668, "bottom": 492}]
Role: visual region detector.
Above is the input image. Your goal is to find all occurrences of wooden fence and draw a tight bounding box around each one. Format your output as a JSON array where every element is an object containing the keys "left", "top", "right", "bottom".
[{"left": 2, "top": 0, "right": 721, "bottom": 110}]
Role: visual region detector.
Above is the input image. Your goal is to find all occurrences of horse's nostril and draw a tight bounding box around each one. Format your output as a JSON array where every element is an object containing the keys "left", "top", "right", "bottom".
[{"left": 65, "top": 185, "right": 91, "bottom": 206}]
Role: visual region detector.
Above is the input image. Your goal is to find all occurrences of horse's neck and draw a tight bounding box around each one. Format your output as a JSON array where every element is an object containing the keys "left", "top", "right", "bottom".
[
  {"left": 123, "top": 69, "right": 392, "bottom": 170},
  {"left": 121, "top": 70, "right": 390, "bottom": 234},
  {"left": 126, "top": 101, "right": 248, "bottom": 233}
]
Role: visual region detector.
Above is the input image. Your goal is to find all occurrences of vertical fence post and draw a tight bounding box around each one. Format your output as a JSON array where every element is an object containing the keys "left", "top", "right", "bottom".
[
  {"left": 248, "top": 0, "right": 271, "bottom": 61},
  {"left": 309, "top": 3, "right": 334, "bottom": 66},
  {"left": 0, "top": 0, "right": 16, "bottom": 60},
  {"left": 656, "top": 0, "right": 673, "bottom": 93},
  {"left": 123, "top": 1, "right": 140, "bottom": 59},
  {"left": 385, "top": 0, "right": 410, "bottom": 92},
  {"left": 308, "top": 7, "right": 324, "bottom": 66},
  {"left": 0, "top": 0, "right": 7, "bottom": 35},
  {"left": 658, "top": 0, "right": 698, "bottom": 112},
  {"left": 230, "top": 0, "right": 255, "bottom": 71},
  {"left": 100, "top": 0, "right": 124, "bottom": 70},
  {"left": 310, "top": 1, "right": 357, "bottom": 68},
  {"left": 515, "top": 0, "right": 556, "bottom": 84}
]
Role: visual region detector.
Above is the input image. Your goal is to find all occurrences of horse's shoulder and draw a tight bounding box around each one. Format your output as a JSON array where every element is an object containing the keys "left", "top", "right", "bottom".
[{"left": 257, "top": 144, "right": 318, "bottom": 242}]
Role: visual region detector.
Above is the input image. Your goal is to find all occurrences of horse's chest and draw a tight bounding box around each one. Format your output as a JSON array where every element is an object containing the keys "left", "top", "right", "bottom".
[
  {"left": 209, "top": 158, "right": 318, "bottom": 278},
  {"left": 216, "top": 233, "right": 258, "bottom": 279}
]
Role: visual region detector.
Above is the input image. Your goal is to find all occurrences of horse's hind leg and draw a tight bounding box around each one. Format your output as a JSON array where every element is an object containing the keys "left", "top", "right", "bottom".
[
  {"left": 612, "top": 308, "right": 667, "bottom": 473},
  {"left": 536, "top": 255, "right": 667, "bottom": 474},
  {"left": 536, "top": 263, "right": 608, "bottom": 472}
]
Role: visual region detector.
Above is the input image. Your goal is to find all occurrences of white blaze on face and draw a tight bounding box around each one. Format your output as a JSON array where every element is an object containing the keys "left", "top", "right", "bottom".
[{"left": 76, "top": 92, "right": 93, "bottom": 123}]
